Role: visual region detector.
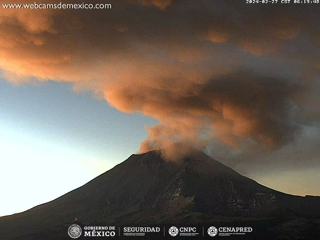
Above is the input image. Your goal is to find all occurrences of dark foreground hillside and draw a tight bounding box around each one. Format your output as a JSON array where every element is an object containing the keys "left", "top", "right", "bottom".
[{"left": 1, "top": 150, "right": 320, "bottom": 239}]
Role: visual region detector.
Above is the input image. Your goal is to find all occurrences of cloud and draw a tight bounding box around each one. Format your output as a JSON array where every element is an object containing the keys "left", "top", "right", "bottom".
[
  {"left": 106, "top": 71, "right": 300, "bottom": 155},
  {"left": 130, "top": 0, "right": 174, "bottom": 10},
  {"left": 0, "top": 0, "right": 319, "bottom": 162}
]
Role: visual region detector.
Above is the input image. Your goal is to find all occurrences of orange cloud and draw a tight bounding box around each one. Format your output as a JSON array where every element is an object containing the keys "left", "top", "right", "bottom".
[
  {"left": 0, "top": 0, "right": 318, "bottom": 159},
  {"left": 131, "top": 0, "right": 174, "bottom": 10}
]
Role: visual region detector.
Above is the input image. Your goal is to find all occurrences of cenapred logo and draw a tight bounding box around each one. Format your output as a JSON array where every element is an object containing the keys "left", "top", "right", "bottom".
[
  {"left": 68, "top": 224, "right": 82, "bottom": 239},
  {"left": 207, "top": 226, "right": 218, "bottom": 237},
  {"left": 168, "top": 226, "right": 179, "bottom": 237}
]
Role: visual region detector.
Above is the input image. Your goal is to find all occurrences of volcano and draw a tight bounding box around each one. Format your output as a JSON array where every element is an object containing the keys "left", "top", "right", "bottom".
[{"left": 0, "top": 150, "right": 320, "bottom": 239}]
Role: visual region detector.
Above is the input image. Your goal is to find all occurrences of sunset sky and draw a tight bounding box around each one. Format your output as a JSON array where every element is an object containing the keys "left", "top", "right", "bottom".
[{"left": 0, "top": 0, "right": 320, "bottom": 217}]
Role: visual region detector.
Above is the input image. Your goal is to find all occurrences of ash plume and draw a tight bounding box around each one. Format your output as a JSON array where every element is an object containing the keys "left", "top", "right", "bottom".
[{"left": 0, "top": 0, "right": 319, "bottom": 162}]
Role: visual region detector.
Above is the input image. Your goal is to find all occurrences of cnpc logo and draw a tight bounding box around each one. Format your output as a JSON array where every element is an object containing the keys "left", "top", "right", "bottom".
[{"left": 168, "top": 226, "right": 198, "bottom": 237}]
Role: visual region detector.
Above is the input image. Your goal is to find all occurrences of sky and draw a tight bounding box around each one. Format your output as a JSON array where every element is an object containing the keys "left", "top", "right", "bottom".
[
  {"left": 0, "top": 78, "right": 156, "bottom": 216},
  {"left": 0, "top": 0, "right": 320, "bottom": 216}
]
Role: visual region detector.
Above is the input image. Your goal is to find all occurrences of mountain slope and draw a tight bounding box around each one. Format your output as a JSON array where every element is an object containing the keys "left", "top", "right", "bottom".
[{"left": 0, "top": 150, "right": 319, "bottom": 239}]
